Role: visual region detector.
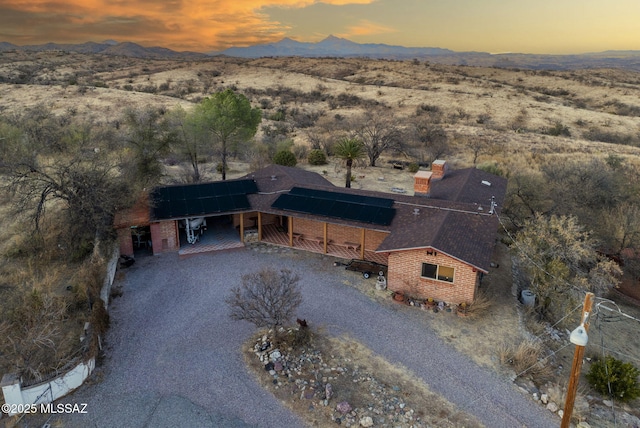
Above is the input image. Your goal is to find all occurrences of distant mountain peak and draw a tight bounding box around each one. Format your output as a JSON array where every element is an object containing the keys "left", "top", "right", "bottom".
[
  {"left": 102, "top": 39, "right": 118, "bottom": 46},
  {"left": 218, "top": 35, "right": 453, "bottom": 59}
]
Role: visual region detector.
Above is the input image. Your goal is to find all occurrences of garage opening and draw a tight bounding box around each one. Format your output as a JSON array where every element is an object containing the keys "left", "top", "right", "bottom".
[{"left": 178, "top": 214, "right": 244, "bottom": 256}]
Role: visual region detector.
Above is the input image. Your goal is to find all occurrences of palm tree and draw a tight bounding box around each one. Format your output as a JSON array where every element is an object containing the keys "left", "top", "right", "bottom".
[{"left": 334, "top": 137, "right": 364, "bottom": 188}]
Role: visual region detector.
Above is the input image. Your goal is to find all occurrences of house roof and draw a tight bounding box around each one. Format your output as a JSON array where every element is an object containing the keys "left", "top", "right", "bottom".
[{"left": 137, "top": 164, "right": 506, "bottom": 272}]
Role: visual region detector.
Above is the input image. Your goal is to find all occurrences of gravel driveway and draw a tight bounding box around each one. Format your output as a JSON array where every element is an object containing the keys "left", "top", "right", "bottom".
[{"left": 53, "top": 246, "right": 557, "bottom": 427}]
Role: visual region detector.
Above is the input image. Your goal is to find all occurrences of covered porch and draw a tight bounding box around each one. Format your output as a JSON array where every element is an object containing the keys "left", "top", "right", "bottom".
[{"left": 260, "top": 223, "right": 389, "bottom": 265}]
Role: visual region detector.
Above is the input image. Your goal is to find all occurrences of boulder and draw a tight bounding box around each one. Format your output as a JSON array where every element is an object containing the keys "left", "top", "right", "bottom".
[{"left": 359, "top": 416, "right": 374, "bottom": 427}]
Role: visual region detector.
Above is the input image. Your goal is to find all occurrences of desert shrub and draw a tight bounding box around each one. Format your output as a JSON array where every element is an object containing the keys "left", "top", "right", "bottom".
[
  {"left": 477, "top": 162, "right": 505, "bottom": 177},
  {"left": 268, "top": 108, "right": 286, "bottom": 121},
  {"left": 586, "top": 356, "right": 640, "bottom": 402},
  {"left": 603, "top": 100, "right": 640, "bottom": 117},
  {"left": 226, "top": 268, "right": 302, "bottom": 335},
  {"left": 308, "top": 149, "right": 327, "bottom": 165},
  {"left": 583, "top": 128, "right": 635, "bottom": 145},
  {"left": 292, "top": 144, "right": 308, "bottom": 160},
  {"left": 408, "top": 162, "right": 420, "bottom": 173},
  {"left": 259, "top": 98, "right": 273, "bottom": 109},
  {"left": 290, "top": 108, "right": 323, "bottom": 128},
  {"left": 545, "top": 121, "right": 571, "bottom": 137},
  {"left": 273, "top": 150, "right": 297, "bottom": 167}
]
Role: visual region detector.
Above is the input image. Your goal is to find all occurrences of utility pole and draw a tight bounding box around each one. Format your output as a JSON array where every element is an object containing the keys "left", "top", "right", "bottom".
[{"left": 561, "top": 292, "right": 594, "bottom": 428}]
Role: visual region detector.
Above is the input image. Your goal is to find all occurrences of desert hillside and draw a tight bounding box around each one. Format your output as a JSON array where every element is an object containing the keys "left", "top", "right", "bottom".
[{"left": 1, "top": 50, "right": 640, "bottom": 171}]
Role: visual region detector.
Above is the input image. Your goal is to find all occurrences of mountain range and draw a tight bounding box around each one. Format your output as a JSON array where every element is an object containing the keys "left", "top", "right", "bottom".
[
  {"left": 2, "top": 36, "right": 640, "bottom": 71},
  {"left": 0, "top": 40, "right": 207, "bottom": 59},
  {"left": 211, "top": 35, "right": 455, "bottom": 58}
]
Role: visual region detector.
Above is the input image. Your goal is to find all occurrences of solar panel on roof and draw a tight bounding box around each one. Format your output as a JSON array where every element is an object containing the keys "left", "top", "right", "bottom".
[
  {"left": 201, "top": 198, "right": 219, "bottom": 213},
  {"left": 168, "top": 186, "right": 184, "bottom": 202},
  {"left": 288, "top": 187, "right": 393, "bottom": 208},
  {"left": 271, "top": 189, "right": 396, "bottom": 226},
  {"left": 150, "top": 179, "right": 257, "bottom": 220}
]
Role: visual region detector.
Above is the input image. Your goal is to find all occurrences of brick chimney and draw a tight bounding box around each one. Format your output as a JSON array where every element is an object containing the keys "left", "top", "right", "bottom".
[
  {"left": 414, "top": 171, "right": 432, "bottom": 196},
  {"left": 431, "top": 159, "right": 447, "bottom": 180}
]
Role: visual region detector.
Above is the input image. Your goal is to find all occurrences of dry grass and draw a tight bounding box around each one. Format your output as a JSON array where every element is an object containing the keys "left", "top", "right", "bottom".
[
  {"left": 464, "top": 291, "right": 493, "bottom": 317},
  {"left": 497, "top": 340, "right": 553, "bottom": 382}
]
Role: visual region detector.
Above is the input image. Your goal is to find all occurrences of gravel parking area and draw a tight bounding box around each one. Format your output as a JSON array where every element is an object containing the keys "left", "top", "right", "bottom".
[{"left": 48, "top": 246, "right": 556, "bottom": 427}]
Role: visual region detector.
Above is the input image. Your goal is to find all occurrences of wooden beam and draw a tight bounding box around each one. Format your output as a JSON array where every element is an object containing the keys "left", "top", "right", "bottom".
[
  {"left": 360, "top": 228, "right": 365, "bottom": 260},
  {"left": 323, "top": 222, "right": 328, "bottom": 254},
  {"left": 288, "top": 217, "right": 293, "bottom": 247},
  {"left": 257, "top": 212, "right": 262, "bottom": 241}
]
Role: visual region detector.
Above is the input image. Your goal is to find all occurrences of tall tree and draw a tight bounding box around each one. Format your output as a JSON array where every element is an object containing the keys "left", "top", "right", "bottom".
[
  {"left": 195, "top": 89, "right": 261, "bottom": 180},
  {"left": 334, "top": 137, "right": 365, "bottom": 188},
  {"left": 122, "top": 107, "right": 176, "bottom": 187},
  {"left": 168, "top": 106, "right": 210, "bottom": 183},
  {"left": 351, "top": 111, "right": 403, "bottom": 167}
]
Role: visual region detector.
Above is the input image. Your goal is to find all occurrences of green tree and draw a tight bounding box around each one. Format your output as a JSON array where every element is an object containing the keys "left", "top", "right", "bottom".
[
  {"left": 195, "top": 89, "right": 261, "bottom": 180},
  {"left": 514, "top": 214, "right": 621, "bottom": 322},
  {"left": 334, "top": 137, "right": 365, "bottom": 188}
]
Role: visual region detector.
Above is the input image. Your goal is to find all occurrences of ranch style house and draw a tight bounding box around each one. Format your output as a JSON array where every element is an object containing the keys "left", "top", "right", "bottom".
[{"left": 114, "top": 160, "right": 507, "bottom": 304}]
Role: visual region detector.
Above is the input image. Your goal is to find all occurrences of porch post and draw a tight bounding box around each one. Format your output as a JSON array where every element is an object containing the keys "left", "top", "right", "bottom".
[
  {"left": 323, "top": 222, "right": 328, "bottom": 254},
  {"left": 288, "top": 217, "right": 293, "bottom": 247},
  {"left": 360, "top": 228, "right": 365, "bottom": 260},
  {"left": 239, "top": 214, "right": 244, "bottom": 243},
  {"left": 257, "top": 212, "right": 262, "bottom": 241}
]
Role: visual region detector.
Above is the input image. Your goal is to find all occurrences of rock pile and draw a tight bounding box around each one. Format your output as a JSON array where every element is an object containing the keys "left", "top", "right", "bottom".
[{"left": 251, "top": 333, "right": 428, "bottom": 427}]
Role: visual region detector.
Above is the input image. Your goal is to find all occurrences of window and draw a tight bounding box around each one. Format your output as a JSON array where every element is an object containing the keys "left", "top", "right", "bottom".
[{"left": 421, "top": 263, "right": 454, "bottom": 283}]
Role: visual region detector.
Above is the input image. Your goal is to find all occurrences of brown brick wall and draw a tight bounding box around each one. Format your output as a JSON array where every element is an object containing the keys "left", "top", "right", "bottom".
[
  {"left": 364, "top": 230, "right": 388, "bottom": 251},
  {"left": 292, "top": 217, "right": 323, "bottom": 238},
  {"left": 117, "top": 228, "right": 134, "bottom": 257},
  {"left": 292, "top": 219, "right": 389, "bottom": 251},
  {"left": 387, "top": 249, "right": 479, "bottom": 304},
  {"left": 327, "top": 224, "right": 361, "bottom": 244},
  {"left": 150, "top": 220, "right": 179, "bottom": 255}
]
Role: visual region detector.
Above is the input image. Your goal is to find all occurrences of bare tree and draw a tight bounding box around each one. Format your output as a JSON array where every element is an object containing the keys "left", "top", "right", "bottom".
[
  {"left": 351, "top": 111, "right": 403, "bottom": 167},
  {"left": 227, "top": 268, "right": 302, "bottom": 333},
  {"left": 409, "top": 116, "right": 449, "bottom": 163}
]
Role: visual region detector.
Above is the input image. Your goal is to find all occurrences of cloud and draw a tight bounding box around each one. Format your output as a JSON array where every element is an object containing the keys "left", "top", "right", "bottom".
[
  {"left": 0, "top": 0, "right": 376, "bottom": 51},
  {"left": 338, "top": 19, "right": 396, "bottom": 38}
]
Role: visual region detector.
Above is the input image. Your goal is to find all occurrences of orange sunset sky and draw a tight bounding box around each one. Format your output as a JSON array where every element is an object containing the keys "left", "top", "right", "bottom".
[{"left": 0, "top": 0, "right": 638, "bottom": 54}]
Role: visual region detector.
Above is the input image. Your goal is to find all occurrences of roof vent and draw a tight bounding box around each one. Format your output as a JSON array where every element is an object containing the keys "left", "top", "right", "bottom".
[
  {"left": 481, "top": 180, "right": 492, "bottom": 186},
  {"left": 270, "top": 175, "right": 277, "bottom": 181},
  {"left": 413, "top": 208, "right": 420, "bottom": 216}
]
